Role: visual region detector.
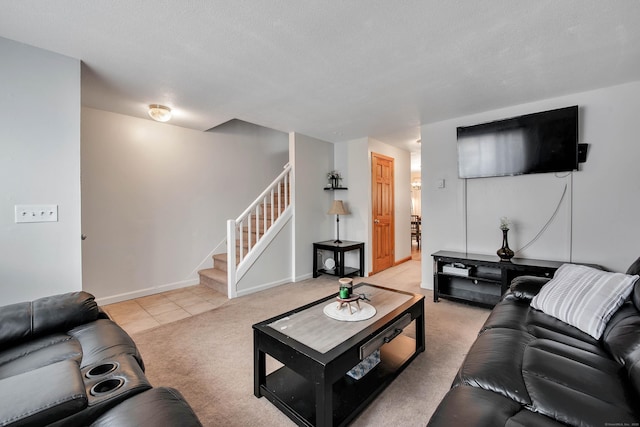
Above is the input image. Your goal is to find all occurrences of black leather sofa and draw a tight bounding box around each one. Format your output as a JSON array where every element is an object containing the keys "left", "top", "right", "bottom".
[
  {"left": 0, "top": 291, "right": 202, "bottom": 426},
  {"left": 428, "top": 259, "right": 640, "bottom": 427}
]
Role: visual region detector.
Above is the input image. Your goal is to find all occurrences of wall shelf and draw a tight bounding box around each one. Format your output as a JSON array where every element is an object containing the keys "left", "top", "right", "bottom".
[{"left": 324, "top": 187, "right": 348, "bottom": 190}]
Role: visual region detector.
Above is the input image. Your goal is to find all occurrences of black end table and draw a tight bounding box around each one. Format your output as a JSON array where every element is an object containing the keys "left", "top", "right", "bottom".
[{"left": 313, "top": 240, "right": 365, "bottom": 278}]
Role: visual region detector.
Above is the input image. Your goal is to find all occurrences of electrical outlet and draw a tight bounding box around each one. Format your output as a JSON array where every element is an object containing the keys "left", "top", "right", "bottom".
[{"left": 15, "top": 205, "right": 58, "bottom": 223}]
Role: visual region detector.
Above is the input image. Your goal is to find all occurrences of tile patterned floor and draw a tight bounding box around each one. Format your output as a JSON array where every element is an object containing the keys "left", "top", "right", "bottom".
[
  {"left": 102, "top": 285, "right": 228, "bottom": 335},
  {"left": 104, "top": 244, "right": 422, "bottom": 335}
]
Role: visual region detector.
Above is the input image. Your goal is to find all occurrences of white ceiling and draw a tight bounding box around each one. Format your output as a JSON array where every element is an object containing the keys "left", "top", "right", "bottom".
[{"left": 2, "top": 1, "right": 640, "bottom": 166}]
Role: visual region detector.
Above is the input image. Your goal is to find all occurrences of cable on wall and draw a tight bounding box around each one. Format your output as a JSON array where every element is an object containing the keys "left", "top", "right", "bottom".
[
  {"left": 569, "top": 172, "right": 574, "bottom": 262},
  {"left": 463, "top": 178, "right": 468, "bottom": 254},
  {"left": 514, "top": 180, "right": 568, "bottom": 254}
]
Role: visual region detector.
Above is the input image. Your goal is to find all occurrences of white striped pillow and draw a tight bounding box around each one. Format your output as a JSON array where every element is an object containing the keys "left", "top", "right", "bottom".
[{"left": 531, "top": 264, "right": 639, "bottom": 339}]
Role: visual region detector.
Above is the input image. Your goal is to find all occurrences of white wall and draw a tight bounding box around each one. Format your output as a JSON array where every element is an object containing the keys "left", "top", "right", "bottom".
[
  {"left": 0, "top": 37, "right": 82, "bottom": 304},
  {"left": 335, "top": 138, "right": 369, "bottom": 273},
  {"left": 411, "top": 172, "right": 421, "bottom": 217},
  {"left": 368, "top": 138, "right": 412, "bottom": 263},
  {"left": 291, "top": 132, "right": 334, "bottom": 280},
  {"left": 237, "top": 220, "right": 292, "bottom": 295},
  {"left": 290, "top": 131, "right": 413, "bottom": 280},
  {"left": 333, "top": 137, "right": 411, "bottom": 276},
  {"left": 421, "top": 81, "right": 640, "bottom": 289},
  {"left": 81, "top": 109, "right": 288, "bottom": 303}
]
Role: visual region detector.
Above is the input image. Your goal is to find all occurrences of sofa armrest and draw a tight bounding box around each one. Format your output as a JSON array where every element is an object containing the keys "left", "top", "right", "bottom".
[
  {"left": 0, "top": 292, "right": 99, "bottom": 347},
  {"left": 509, "top": 276, "right": 551, "bottom": 301},
  {"left": 90, "top": 387, "right": 202, "bottom": 427},
  {"left": 0, "top": 360, "right": 87, "bottom": 426}
]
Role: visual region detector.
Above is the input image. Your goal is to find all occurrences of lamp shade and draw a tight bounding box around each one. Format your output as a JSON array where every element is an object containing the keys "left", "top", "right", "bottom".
[{"left": 327, "top": 200, "right": 349, "bottom": 215}]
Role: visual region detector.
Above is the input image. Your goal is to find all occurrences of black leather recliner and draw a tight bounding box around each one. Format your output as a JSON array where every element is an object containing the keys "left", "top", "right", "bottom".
[
  {"left": 428, "top": 260, "right": 640, "bottom": 427},
  {"left": 0, "top": 291, "right": 202, "bottom": 426}
]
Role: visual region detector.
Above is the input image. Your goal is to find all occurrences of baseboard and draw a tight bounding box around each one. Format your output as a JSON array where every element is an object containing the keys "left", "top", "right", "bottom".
[
  {"left": 94, "top": 279, "right": 200, "bottom": 305},
  {"left": 421, "top": 281, "right": 433, "bottom": 290},
  {"left": 235, "top": 277, "right": 292, "bottom": 298},
  {"left": 295, "top": 272, "right": 314, "bottom": 282},
  {"left": 394, "top": 256, "right": 412, "bottom": 266}
]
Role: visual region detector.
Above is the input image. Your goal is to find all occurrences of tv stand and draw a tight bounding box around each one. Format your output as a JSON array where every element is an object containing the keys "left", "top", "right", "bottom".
[{"left": 431, "top": 250, "right": 566, "bottom": 307}]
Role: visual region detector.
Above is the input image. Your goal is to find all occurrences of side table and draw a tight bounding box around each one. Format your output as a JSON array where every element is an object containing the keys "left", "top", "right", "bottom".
[{"left": 313, "top": 240, "right": 365, "bottom": 278}]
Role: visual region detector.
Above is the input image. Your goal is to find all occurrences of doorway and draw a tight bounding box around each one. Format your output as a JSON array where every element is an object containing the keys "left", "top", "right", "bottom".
[{"left": 371, "top": 152, "right": 394, "bottom": 274}]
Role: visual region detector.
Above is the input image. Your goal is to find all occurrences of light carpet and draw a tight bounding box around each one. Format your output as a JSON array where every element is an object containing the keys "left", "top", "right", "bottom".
[{"left": 131, "top": 260, "right": 489, "bottom": 426}]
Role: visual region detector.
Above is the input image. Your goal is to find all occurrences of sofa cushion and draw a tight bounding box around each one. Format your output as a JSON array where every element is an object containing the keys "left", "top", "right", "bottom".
[
  {"left": 0, "top": 292, "right": 99, "bottom": 347},
  {"left": 427, "top": 386, "right": 564, "bottom": 427},
  {"left": 0, "top": 359, "right": 87, "bottom": 426},
  {"left": 509, "top": 275, "right": 551, "bottom": 300},
  {"left": 522, "top": 339, "right": 638, "bottom": 427},
  {"left": 634, "top": 280, "right": 640, "bottom": 311},
  {"left": 0, "top": 333, "right": 82, "bottom": 380},
  {"left": 480, "top": 292, "right": 532, "bottom": 333},
  {"left": 454, "top": 328, "right": 534, "bottom": 405},
  {"left": 602, "top": 302, "right": 640, "bottom": 366},
  {"left": 627, "top": 255, "right": 640, "bottom": 309},
  {"left": 481, "top": 293, "right": 604, "bottom": 355},
  {"left": 531, "top": 264, "right": 638, "bottom": 339}
]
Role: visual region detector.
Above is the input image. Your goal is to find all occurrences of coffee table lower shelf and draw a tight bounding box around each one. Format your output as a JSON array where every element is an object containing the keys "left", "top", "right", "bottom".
[{"left": 260, "top": 335, "right": 417, "bottom": 427}]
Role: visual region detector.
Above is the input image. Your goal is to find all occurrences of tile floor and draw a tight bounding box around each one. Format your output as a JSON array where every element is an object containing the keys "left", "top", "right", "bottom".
[
  {"left": 105, "top": 243, "right": 422, "bottom": 336},
  {"left": 102, "top": 285, "right": 228, "bottom": 335}
]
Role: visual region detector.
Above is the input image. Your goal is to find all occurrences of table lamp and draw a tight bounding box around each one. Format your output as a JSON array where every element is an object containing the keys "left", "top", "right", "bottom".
[{"left": 327, "top": 200, "right": 349, "bottom": 243}]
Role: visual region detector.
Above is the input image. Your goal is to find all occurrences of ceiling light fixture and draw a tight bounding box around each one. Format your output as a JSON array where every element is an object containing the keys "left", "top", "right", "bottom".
[{"left": 148, "top": 104, "right": 172, "bottom": 122}]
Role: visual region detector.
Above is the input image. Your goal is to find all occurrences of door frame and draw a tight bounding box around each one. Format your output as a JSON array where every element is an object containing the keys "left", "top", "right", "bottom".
[{"left": 371, "top": 152, "right": 395, "bottom": 274}]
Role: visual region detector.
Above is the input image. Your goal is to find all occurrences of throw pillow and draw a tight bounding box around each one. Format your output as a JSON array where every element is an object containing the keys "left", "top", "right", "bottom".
[{"left": 531, "top": 264, "right": 639, "bottom": 339}]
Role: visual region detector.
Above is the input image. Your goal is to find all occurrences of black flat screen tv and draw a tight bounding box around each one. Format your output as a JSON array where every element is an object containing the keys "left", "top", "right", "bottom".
[{"left": 457, "top": 106, "right": 578, "bottom": 179}]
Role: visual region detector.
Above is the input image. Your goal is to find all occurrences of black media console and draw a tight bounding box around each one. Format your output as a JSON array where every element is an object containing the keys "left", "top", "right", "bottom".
[{"left": 432, "top": 250, "right": 566, "bottom": 307}]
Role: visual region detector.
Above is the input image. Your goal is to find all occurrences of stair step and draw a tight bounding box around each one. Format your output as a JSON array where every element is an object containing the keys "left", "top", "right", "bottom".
[
  {"left": 212, "top": 253, "right": 228, "bottom": 272},
  {"left": 198, "top": 268, "right": 227, "bottom": 295},
  {"left": 212, "top": 252, "right": 242, "bottom": 270}
]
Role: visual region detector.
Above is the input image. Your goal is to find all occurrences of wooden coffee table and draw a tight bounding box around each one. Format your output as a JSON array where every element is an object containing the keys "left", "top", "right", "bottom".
[{"left": 253, "top": 283, "right": 425, "bottom": 426}]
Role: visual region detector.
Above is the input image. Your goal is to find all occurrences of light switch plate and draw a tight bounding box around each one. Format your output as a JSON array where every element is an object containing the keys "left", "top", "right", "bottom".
[{"left": 15, "top": 205, "right": 58, "bottom": 223}]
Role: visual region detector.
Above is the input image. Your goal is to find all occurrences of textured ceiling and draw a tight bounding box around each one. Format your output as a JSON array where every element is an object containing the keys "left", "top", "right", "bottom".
[{"left": 2, "top": 1, "right": 640, "bottom": 157}]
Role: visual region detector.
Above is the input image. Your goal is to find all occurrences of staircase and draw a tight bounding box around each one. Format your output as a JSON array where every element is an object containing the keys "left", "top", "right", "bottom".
[
  {"left": 197, "top": 253, "right": 228, "bottom": 295},
  {"left": 198, "top": 164, "right": 292, "bottom": 297}
]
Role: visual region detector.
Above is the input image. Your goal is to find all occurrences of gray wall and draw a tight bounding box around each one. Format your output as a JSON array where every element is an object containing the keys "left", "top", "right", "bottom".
[
  {"left": 368, "top": 138, "right": 412, "bottom": 263},
  {"left": 421, "top": 81, "right": 640, "bottom": 288},
  {"left": 292, "top": 132, "right": 335, "bottom": 280},
  {"left": 334, "top": 137, "right": 411, "bottom": 276},
  {"left": 81, "top": 109, "right": 288, "bottom": 303},
  {"left": 0, "top": 37, "right": 82, "bottom": 304}
]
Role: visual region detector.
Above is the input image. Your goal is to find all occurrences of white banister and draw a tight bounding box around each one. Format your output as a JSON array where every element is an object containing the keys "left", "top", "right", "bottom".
[{"left": 226, "top": 163, "right": 292, "bottom": 297}]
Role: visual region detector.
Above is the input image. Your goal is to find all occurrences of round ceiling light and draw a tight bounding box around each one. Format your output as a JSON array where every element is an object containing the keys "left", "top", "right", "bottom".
[{"left": 148, "top": 104, "right": 172, "bottom": 122}]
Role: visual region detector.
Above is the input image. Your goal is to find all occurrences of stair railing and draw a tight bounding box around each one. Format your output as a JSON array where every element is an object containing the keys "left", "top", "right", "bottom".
[{"left": 226, "top": 163, "right": 292, "bottom": 297}]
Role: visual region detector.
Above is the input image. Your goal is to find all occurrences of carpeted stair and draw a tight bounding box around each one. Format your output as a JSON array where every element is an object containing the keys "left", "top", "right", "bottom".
[{"left": 198, "top": 253, "right": 228, "bottom": 295}]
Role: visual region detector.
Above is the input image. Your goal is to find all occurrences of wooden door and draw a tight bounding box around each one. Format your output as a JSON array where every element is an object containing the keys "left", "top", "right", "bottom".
[{"left": 371, "top": 153, "right": 394, "bottom": 274}]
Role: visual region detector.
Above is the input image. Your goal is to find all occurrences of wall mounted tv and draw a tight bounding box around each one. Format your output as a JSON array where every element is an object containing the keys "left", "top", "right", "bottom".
[{"left": 457, "top": 105, "right": 578, "bottom": 179}]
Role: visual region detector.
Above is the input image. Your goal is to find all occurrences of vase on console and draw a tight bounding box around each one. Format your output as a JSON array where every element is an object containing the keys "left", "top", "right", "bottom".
[
  {"left": 497, "top": 217, "right": 514, "bottom": 261},
  {"left": 497, "top": 228, "right": 515, "bottom": 261}
]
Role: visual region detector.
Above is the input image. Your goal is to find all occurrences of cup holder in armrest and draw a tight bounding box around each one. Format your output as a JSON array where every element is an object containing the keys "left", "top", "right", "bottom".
[
  {"left": 86, "top": 362, "right": 119, "bottom": 378},
  {"left": 58, "top": 355, "right": 152, "bottom": 426},
  {"left": 90, "top": 377, "right": 125, "bottom": 396},
  {"left": 82, "top": 355, "right": 151, "bottom": 404}
]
